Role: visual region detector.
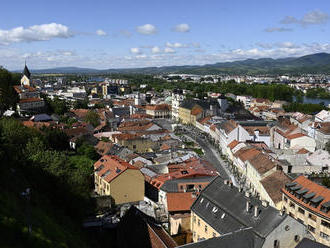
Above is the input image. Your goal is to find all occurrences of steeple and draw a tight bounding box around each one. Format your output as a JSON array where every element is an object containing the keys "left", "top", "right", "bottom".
[{"left": 22, "top": 61, "right": 31, "bottom": 79}]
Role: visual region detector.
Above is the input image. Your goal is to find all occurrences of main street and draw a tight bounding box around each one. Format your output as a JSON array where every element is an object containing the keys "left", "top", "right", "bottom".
[{"left": 180, "top": 125, "right": 238, "bottom": 186}]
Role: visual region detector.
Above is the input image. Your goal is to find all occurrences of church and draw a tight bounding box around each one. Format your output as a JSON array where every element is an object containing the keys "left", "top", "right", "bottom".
[{"left": 13, "top": 64, "right": 45, "bottom": 115}]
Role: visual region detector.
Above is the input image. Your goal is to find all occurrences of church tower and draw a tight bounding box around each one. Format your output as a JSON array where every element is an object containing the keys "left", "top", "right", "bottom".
[{"left": 21, "top": 62, "right": 31, "bottom": 86}]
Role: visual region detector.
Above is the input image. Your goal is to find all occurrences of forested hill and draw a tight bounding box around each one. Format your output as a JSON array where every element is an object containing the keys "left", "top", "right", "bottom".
[{"left": 24, "top": 52, "right": 330, "bottom": 75}]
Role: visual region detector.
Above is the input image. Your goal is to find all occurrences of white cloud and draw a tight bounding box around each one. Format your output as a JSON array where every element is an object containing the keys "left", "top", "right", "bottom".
[
  {"left": 0, "top": 23, "right": 73, "bottom": 45},
  {"left": 96, "top": 29, "right": 107, "bottom": 36},
  {"left": 151, "top": 46, "right": 161, "bottom": 54},
  {"left": 280, "top": 10, "right": 329, "bottom": 26},
  {"left": 173, "top": 23, "right": 190, "bottom": 32},
  {"left": 130, "top": 47, "right": 141, "bottom": 54},
  {"left": 264, "top": 27, "right": 293, "bottom": 32},
  {"left": 166, "top": 42, "right": 188, "bottom": 48},
  {"left": 136, "top": 24, "right": 157, "bottom": 35},
  {"left": 3, "top": 42, "right": 330, "bottom": 71},
  {"left": 164, "top": 47, "right": 176, "bottom": 53}
]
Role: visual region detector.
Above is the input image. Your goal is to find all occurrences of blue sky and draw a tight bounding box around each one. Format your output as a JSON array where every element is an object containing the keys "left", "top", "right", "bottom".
[{"left": 1, "top": 0, "right": 330, "bottom": 70}]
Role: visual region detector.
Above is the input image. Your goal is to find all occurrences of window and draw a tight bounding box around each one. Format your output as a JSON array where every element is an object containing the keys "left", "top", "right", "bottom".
[
  {"left": 193, "top": 216, "right": 196, "bottom": 223},
  {"left": 298, "top": 207, "right": 305, "bottom": 214},
  {"left": 320, "top": 232, "right": 329, "bottom": 241},
  {"left": 213, "top": 232, "right": 216, "bottom": 238},
  {"left": 274, "top": 240, "right": 280, "bottom": 248},
  {"left": 321, "top": 220, "right": 330, "bottom": 229},
  {"left": 133, "top": 145, "right": 136, "bottom": 149},
  {"left": 308, "top": 213, "right": 316, "bottom": 222},
  {"left": 294, "top": 235, "right": 300, "bottom": 243},
  {"left": 204, "top": 225, "right": 208, "bottom": 233},
  {"left": 284, "top": 196, "right": 288, "bottom": 202},
  {"left": 198, "top": 219, "right": 200, "bottom": 226},
  {"left": 297, "top": 218, "right": 304, "bottom": 225},
  {"left": 308, "top": 225, "right": 315, "bottom": 233},
  {"left": 289, "top": 202, "right": 295, "bottom": 209}
]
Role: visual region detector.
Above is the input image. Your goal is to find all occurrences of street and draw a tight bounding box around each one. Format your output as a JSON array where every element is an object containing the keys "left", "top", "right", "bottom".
[{"left": 180, "top": 126, "right": 238, "bottom": 186}]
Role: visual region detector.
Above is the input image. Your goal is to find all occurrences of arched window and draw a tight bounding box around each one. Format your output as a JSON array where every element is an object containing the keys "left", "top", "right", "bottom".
[
  {"left": 294, "top": 235, "right": 300, "bottom": 242},
  {"left": 274, "top": 240, "right": 280, "bottom": 248}
]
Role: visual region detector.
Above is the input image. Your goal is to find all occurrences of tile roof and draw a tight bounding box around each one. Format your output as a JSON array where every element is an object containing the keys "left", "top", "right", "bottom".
[
  {"left": 94, "top": 155, "right": 138, "bottom": 183},
  {"left": 145, "top": 104, "right": 171, "bottom": 111},
  {"left": 191, "top": 105, "right": 203, "bottom": 116},
  {"left": 243, "top": 126, "right": 270, "bottom": 136},
  {"left": 19, "top": 97, "right": 43, "bottom": 103},
  {"left": 227, "top": 140, "right": 240, "bottom": 149},
  {"left": 220, "top": 120, "right": 238, "bottom": 135},
  {"left": 166, "top": 192, "right": 197, "bottom": 212},
  {"left": 234, "top": 147, "right": 261, "bottom": 162},
  {"left": 282, "top": 176, "right": 330, "bottom": 219},
  {"left": 296, "top": 148, "right": 310, "bottom": 154},
  {"left": 260, "top": 171, "right": 291, "bottom": 204},
  {"left": 94, "top": 141, "right": 115, "bottom": 156},
  {"left": 13, "top": 85, "right": 36, "bottom": 93},
  {"left": 248, "top": 153, "right": 276, "bottom": 175},
  {"left": 117, "top": 206, "right": 177, "bottom": 248},
  {"left": 286, "top": 133, "right": 306, "bottom": 140}
]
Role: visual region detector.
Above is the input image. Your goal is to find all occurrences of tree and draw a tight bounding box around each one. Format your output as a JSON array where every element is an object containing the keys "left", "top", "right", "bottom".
[
  {"left": 0, "top": 67, "right": 18, "bottom": 113},
  {"left": 84, "top": 110, "right": 100, "bottom": 127}
]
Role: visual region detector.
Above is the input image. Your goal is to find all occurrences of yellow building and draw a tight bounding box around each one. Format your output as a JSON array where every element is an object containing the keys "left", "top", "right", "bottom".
[
  {"left": 94, "top": 155, "right": 145, "bottom": 205},
  {"left": 178, "top": 102, "right": 204, "bottom": 126},
  {"left": 113, "top": 133, "right": 155, "bottom": 153},
  {"left": 190, "top": 177, "right": 312, "bottom": 247},
  {"left": 282, "top": 176, "right": 330, "bottom": 247}
]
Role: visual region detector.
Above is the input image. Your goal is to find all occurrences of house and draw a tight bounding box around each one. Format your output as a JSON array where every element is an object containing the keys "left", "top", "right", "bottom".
[
  {"left": 190, "top": 177, "right": 312, "bottom": 247},
  {"left": 282, "top": 176, "right": 330, "bottom": 246},
  {"left": 172, "top": 89, "right": 185, "bottom": 122},
  {"left": 94, "top": 155, "right": 144, "bottom": 205},
  {"left": 273, "top": 118, "right": 301, "bottom": 149},
  {"left": 117, "top": 206, "right": 177, "bottom": 248},
  {"left": 145, "top": 104, "right": 171, "bottom": 118},
  {"left": 178, "top": 99, "right": 215, "bottom": 126},
  {"left": 310, "top": 122, "right": 330, "bottom": 149},
  {"left": 315, "top": 110, "right": 330, "bottom": 122},
  {"left": 285, "top": 133, "right": 316, "bottom": 152},
  {"left": 290, "top": 112, "right": 313, "bottom": 133},
  {"left": 112, "top": 133, "right": 156, "bottom": 153}
]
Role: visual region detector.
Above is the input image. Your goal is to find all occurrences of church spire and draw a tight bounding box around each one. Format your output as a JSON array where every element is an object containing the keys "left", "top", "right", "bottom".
[{"left": 22, "top": 62, "right": 31, "bottom": 79}]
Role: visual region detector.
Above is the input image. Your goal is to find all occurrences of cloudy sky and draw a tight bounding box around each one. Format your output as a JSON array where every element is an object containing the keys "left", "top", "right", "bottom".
[{"left": 1, "top": 0, "right": 330, "bottom": 70}]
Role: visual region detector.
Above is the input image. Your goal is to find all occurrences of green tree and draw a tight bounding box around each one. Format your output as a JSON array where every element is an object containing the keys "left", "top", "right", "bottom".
[{"left": 84, "top": 110, "right": 100, "bottom": 127}]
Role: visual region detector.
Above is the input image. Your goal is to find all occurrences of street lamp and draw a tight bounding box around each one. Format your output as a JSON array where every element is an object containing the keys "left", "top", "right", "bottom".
[{"left": 21, "top": 188, "right": 32, "bottom": 234}]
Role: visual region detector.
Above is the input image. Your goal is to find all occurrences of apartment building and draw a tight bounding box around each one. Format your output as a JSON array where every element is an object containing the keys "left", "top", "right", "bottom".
[{"left": 282, "top": 176, "right": 330, "bottom": 246}]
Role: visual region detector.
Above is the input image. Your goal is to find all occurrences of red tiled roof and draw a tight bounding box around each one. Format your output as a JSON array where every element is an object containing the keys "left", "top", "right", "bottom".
[
  {"left": 94, "top": 141, "right": 115, "bottom": 156},
  {"left": 227, "top": 140, "right": 239, "bottom": 149},
  {"left": 286, "top": 133, "right": 306, "bottom": 140},
  {"left": 145, "top": 104, "right": 171, "bottom": 111},
  {"left": 282, "top": 176, "right": 330, "bottom": 219},
  {"left": 13, "top": 85, "right": 37, "bottom": 93},
  {"left": 260, "top": 171, "right": 291, "bottom": 204},
  {"left": 296, "top": 148, "right": 310, "bottom": 154},
  {"left": 19, "top": 97, "right": 43, "bottom": 103},
  {"left": 94, "top": 155, "right": 139, "bottom": 183},
  {"left": 248, "top": 153, "right": 276, "bottom": 175},
  {"left": 167, "top": 192, "right": 197, "bottom": 212},
  {"left": 234, "top": 147, "right": 261, "bottom": 162},
  {"left": 191, "top": 106, "right": 203, "bottom": 116}
]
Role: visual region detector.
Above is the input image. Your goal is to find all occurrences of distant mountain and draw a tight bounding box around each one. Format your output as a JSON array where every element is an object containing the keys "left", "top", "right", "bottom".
[{"left": 18, "top": 52, "right": 330, "bottom": 75}]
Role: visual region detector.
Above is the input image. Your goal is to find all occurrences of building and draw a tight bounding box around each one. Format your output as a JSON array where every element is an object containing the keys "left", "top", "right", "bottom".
[
  {"left": 145, "top": 104, "right": 171, "bottom": 118},
  {"left": 117, "top": 206, "right": 177, "bottom": 248},
  {"left": 172, "top": 89, "right": 185, "bottom": 121},
  {"left": 282, "top": 176, "right": 330, "bottom": 246},
  {"left": 14, "top": 64, "right": 45, "bottom": 115},
  {"left": 94, "top": 155, "right": 144, "bottom": 205},
  {"left": 191, "top": 177, "right": 312, "bottom": 247}
]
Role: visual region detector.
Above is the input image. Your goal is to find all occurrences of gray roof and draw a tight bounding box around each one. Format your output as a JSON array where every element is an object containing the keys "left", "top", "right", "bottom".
[
  {"left": 295, "top": 238, "right": 329, "bottom": 248},
  {"left": 23, "top": 64, "right": 31, "bottom": 79},
  {"left": 160, "top": 176, "right": 215, "bottom": 193},
  {"left": 191, "top": 177, "right": 287, "bottom": 239},
  {"left": 178, "top": 229, "right": 263, "bottom": 248},
  {"left": 179, "top": 99, "right": 212, "bottom": 110}
]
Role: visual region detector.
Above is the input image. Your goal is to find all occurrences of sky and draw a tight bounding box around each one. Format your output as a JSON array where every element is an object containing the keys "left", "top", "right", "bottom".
[{"left": 1, "top": 0, "right": 330, "bottom": 70}]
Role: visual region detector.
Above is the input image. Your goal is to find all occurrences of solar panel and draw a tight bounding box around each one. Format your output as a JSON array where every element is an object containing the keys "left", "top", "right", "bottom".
[
  {"left": 296, "top": 188, "right": 309, "bottom": 195},
  {"left": 303, "top": 192, "right": 315, "bottom": 199},
  {"left": 291, "top": 185, "right": 302, "bottom": 191},
  {"left": 286, "top": 182, "right": 297, "bottom": 187},
  {"left": 322, "top": 201, "right": 330, "bottom": 208},
  {"left": 310, "top": 196, "right": 324, "bottom": 204}
]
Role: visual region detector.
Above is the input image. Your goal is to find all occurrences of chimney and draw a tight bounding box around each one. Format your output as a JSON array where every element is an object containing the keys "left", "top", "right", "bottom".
[
  {"left": 246, "top": 201, "right": 250, "bottom": 212},
  {"left": 262, "top": 200, "right": 269, "bottom": 208},
  {"left": 245, "top": 191, "right": 250, "bottom": 198},
  {"left": 254, "top": 205, "right": 260, "bottom": 218}
]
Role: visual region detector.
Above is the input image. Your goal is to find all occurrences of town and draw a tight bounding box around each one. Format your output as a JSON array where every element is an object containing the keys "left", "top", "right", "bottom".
[{"left": 0, "top": 62, "right": 329, "bottom": 248}]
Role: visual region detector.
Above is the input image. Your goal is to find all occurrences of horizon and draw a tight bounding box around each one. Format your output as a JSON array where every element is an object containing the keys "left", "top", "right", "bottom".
[
  {"left": 11, "top": 52, "right": 330, "bottom": 72},
  {"left": 2, "top": 0, "right": 330, "bottom": 70}
]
